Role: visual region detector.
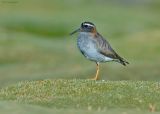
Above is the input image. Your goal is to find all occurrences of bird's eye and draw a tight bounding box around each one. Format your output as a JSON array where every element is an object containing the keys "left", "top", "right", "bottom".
[{"left": 84, "top": 25, "right": 88, "bottom": 28}]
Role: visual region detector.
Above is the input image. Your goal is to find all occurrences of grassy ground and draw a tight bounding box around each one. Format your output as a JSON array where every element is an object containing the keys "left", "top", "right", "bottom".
[
  {"left": 0, "top": 79, "right": 160, "bottom": 114},
  {"left": 0, "top": 0, "right": 160, "bottom": 113},
  {"left": 0, "top": 102, "right": 159, "bottom": 114}
]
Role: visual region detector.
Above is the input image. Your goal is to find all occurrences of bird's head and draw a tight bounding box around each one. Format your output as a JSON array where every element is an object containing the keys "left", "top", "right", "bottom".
[{"left": 70, "top": 22, "right": 97, "bottom": 35}]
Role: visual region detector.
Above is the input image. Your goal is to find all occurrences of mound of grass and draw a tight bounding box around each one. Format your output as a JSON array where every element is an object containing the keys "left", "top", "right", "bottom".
[
  {"left": 0, "top": 79, "right": 160, "bottom": 112},
  {"left": 0, "top": 101, "right": 158, "bottom": 114}
]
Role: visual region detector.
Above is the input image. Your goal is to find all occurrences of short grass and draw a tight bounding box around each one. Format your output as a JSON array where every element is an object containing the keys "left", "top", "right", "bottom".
[
  {"left": 0, "top": 102, "right": 159, "bottom": 114},
  {"left": 0, "top": 79, "right": 160, "bottom": 114}
]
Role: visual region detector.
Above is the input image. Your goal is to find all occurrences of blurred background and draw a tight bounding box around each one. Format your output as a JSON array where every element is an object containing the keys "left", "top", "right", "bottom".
[{"left": 0, "top": 0, "right": 160, "bottom": 87}]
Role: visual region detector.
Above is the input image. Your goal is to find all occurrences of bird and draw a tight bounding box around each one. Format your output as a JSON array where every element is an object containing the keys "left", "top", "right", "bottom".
[{"left": 70, "top": 22, "right": 129, "bottom": 80}]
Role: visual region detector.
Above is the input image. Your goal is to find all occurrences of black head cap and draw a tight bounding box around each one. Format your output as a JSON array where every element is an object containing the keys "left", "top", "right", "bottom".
[{"left": 81, "top": 22, "right": 96, "bottom": 32}]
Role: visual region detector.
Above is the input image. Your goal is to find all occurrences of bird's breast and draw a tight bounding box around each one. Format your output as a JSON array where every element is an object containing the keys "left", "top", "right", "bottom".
[{"left": 77, "top": 32, "right": 96, "bottom": 52}]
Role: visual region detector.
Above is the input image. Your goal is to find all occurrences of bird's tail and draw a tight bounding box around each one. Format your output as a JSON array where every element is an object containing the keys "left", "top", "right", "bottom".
[
  {"left": 114, "top": 52, "right": 129, "bottom": 66},
  {"left": 118, "top": 57, "right": 129, "bottom": 66}
]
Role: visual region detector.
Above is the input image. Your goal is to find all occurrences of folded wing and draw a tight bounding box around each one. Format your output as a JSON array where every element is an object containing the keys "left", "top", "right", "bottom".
[{"left": 94, "top": 33, "right": 129, "bottom": 66}]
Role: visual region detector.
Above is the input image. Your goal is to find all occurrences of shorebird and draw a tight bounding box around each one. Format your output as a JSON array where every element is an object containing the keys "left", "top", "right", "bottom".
[{"left": 70, "top": 22, "right": 129, "bottom": 80}]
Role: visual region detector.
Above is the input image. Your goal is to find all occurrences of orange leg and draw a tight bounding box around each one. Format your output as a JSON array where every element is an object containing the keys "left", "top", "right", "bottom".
[{"left": 92, "top": 62, "right": 100, "bottom": 80}]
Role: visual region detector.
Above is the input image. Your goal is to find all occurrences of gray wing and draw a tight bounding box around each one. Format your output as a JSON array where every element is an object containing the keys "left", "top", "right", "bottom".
[{"left": 94, "top": 33, "right": 129, "bottom": 66}]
